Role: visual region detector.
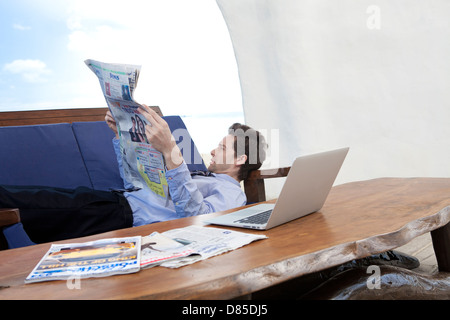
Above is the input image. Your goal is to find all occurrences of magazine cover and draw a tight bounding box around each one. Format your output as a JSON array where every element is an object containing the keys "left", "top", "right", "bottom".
[{"left": 25, "top": 236, "right": 141, "bottom": 283}]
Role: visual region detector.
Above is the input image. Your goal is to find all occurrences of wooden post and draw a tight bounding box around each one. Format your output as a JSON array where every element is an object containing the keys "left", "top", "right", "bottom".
[
  {"left": 244, "top": 178, "right": 266, "bottom": 204},
  {"left": 431, "top": 222, "right": 450, "bottom": 272},
  {"left": 0, "top": 208, "right": 20, "bottom": 227},
  {"left": 243, "top": 167, "right": 291, "bottom": 203}
]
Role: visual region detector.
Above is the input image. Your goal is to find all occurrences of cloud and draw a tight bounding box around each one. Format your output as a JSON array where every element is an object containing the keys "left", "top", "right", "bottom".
[
  {"left": 62, "top": 0, "right": 243, "bottom": 116},
  {"left": 3, "top": 59, "right": 51, "bottom": 83},
  {"left": 13, "top": 23, "right": 31, "bottom": 31}
]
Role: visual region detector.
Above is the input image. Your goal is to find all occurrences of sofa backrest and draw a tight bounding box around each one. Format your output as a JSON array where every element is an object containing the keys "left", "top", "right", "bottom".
[
  {"left": 0, "top": 123, "right": 93, "bottom": 189},
  {"left": 164, "top": 116, "right": 207, "bottom": 172},
  {"left": 72, "top": 121, "right": 123, "bottom": 191},
  {"left": 0, "top": 116, "right": 207, "bottom": 191}
]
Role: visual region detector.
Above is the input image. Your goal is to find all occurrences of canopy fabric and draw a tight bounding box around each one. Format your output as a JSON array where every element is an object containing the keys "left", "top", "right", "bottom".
[{"left": 217, "top": 0, "right": 450, "bottom": 193}]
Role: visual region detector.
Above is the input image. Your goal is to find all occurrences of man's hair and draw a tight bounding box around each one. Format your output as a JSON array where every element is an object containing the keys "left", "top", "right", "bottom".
[{"left": 228, "top": 123, "right": 267, "bottom": 181}]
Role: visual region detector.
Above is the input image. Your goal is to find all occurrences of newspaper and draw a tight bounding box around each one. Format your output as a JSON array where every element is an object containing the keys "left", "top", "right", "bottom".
[
  {"left": 140, "top": 232, "right": 198, "bottom": 269},
  {"left": 25, "top": 236, "right": 141, "bottom": 283},
  {"left": 85, "top": 59, "right": 168, "bottom": 198},
  {"left": 157, "top": 225, "right": 268, "bottom": 268},
  {"left": 25, "top": 227, "right": 266, "bottom": 283}
]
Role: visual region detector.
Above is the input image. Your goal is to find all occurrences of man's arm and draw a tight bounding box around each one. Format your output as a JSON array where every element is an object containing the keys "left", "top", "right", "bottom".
[
  {"left": 139, "top": 104, "right": 184, "bottom": 170},
  {"left": 105, "top": 110, "right": 119, "bottom": 139},
  {"left": 106, "top": 106, "right": 184, "bottom": 171},
  {"left": 105, "top": 107, "right": 245, "bottom": 217},
  {"left": 166, "top": 162, "right": 247, "bottom": 217}
]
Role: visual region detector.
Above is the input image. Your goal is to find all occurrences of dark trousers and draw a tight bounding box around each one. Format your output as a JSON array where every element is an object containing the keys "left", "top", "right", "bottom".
[{"left": 0, "top": 185, "right": 133, "bottom": 244}]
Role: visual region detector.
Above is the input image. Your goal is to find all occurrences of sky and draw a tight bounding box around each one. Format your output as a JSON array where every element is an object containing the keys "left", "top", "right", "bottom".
[{"left": 0, "top": 0, "right": 244, "bottom": 153}]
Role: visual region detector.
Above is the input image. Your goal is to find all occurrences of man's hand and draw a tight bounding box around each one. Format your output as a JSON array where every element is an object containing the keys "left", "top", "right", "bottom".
[
  {"left": 139, "top": 104, "right": 183, "bottom": 170},
  {"left": 105, "top": 111, "right": 119, "bottom": 139}
]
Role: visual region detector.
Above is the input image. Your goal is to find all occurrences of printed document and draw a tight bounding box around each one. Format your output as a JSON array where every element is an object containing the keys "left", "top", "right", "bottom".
[{"left": 85, "top": 59, "right": 168, "bottom": 198}]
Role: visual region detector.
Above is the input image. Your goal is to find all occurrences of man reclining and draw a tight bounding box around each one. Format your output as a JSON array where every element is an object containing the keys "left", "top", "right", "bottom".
[{"left": 0, "top": 105, "right": 267, "bottom": 243}]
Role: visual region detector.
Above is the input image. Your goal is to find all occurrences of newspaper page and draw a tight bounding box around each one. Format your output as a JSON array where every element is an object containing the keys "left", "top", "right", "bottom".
[
  {"left": 25, "top": 236, "right": 141, "bottom": 283},
  {"left": 85, "top": 59, "right": 168, "bottom": 198},
  {"left": 158, "top": 225, "right": 268, "bottom": 268},
  {"left": 140, "top": 232, "right": 198, "bottom": 269}
]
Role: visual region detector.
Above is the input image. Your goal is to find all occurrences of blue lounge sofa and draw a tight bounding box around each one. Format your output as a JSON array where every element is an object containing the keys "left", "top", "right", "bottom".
[{"left": 0, "top": 111, "right": 206, "bottom": 249}]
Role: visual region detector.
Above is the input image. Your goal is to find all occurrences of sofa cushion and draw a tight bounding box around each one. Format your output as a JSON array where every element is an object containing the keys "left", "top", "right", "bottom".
[
  {"left": 0, "top": 123, "right": 92, "bottom": 188},
  {"left": 164, "top": 116, "right": 207, "bottom": 172},
  {"left": 72, "top": 121, "right": 124, "bottom": 191},
  {"left": 3, "top": 222, "right": 35, "bottom": 249}
]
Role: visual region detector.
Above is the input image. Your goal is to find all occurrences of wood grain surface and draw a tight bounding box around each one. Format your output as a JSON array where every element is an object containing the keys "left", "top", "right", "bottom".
[{"left": 0, "top": 178, "right": 449, "bottom": 300}]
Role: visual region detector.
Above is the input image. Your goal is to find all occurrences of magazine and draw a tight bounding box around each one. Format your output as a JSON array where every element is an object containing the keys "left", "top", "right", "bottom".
[
  {"left": 85, "top": 59, "right": 168, "bottom": 198},
  {"left": 25, "top": 236, "right": 141, "bottom": 283}
]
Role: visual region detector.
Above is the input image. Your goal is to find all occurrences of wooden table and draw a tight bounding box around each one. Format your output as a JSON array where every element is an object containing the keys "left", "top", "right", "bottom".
[{"left": 0, "top": 178, "right": 449, "bottom": 300}]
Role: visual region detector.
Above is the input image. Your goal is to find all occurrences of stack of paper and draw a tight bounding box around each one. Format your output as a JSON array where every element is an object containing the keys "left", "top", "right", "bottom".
[
  {"left": 158, "top": 225, "right": 267, "bottom": 268},
  {"left": 25, "top": 226, "right": 267, "bottom": 283}
]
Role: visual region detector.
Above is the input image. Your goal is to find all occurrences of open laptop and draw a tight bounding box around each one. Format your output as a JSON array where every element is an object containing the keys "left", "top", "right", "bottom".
[{"left": 204, "top": 147, "right": 349, "bottom": 230}]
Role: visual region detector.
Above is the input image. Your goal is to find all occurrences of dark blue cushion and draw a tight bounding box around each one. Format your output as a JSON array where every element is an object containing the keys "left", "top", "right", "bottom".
[
  {"left": 72, "top": 121, "right": 124, "bottom": 191},
  {"left": 164, "top": 116, "right": 207, "bottom": 172},
  {"left": 3, "top": 222, "right": 35, "bottom": 249},
  {"left": 0, "top": 123, "right": 92, "bottom": 189}
]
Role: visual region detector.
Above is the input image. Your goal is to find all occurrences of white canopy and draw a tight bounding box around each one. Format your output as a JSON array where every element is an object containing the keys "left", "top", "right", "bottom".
[{"left": 217, "top": 0, "right": 450, "bottom": 197}]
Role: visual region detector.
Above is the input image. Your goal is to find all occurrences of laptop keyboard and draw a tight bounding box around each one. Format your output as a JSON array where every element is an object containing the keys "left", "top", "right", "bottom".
[{"left": 234, "top": 209, "right": 273, "bottom": 225}]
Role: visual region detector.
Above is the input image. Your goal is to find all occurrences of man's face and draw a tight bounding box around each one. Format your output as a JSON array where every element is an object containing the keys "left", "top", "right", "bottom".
[{"left": 208, "top": 134, "right": 237, "bottom": 174}]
